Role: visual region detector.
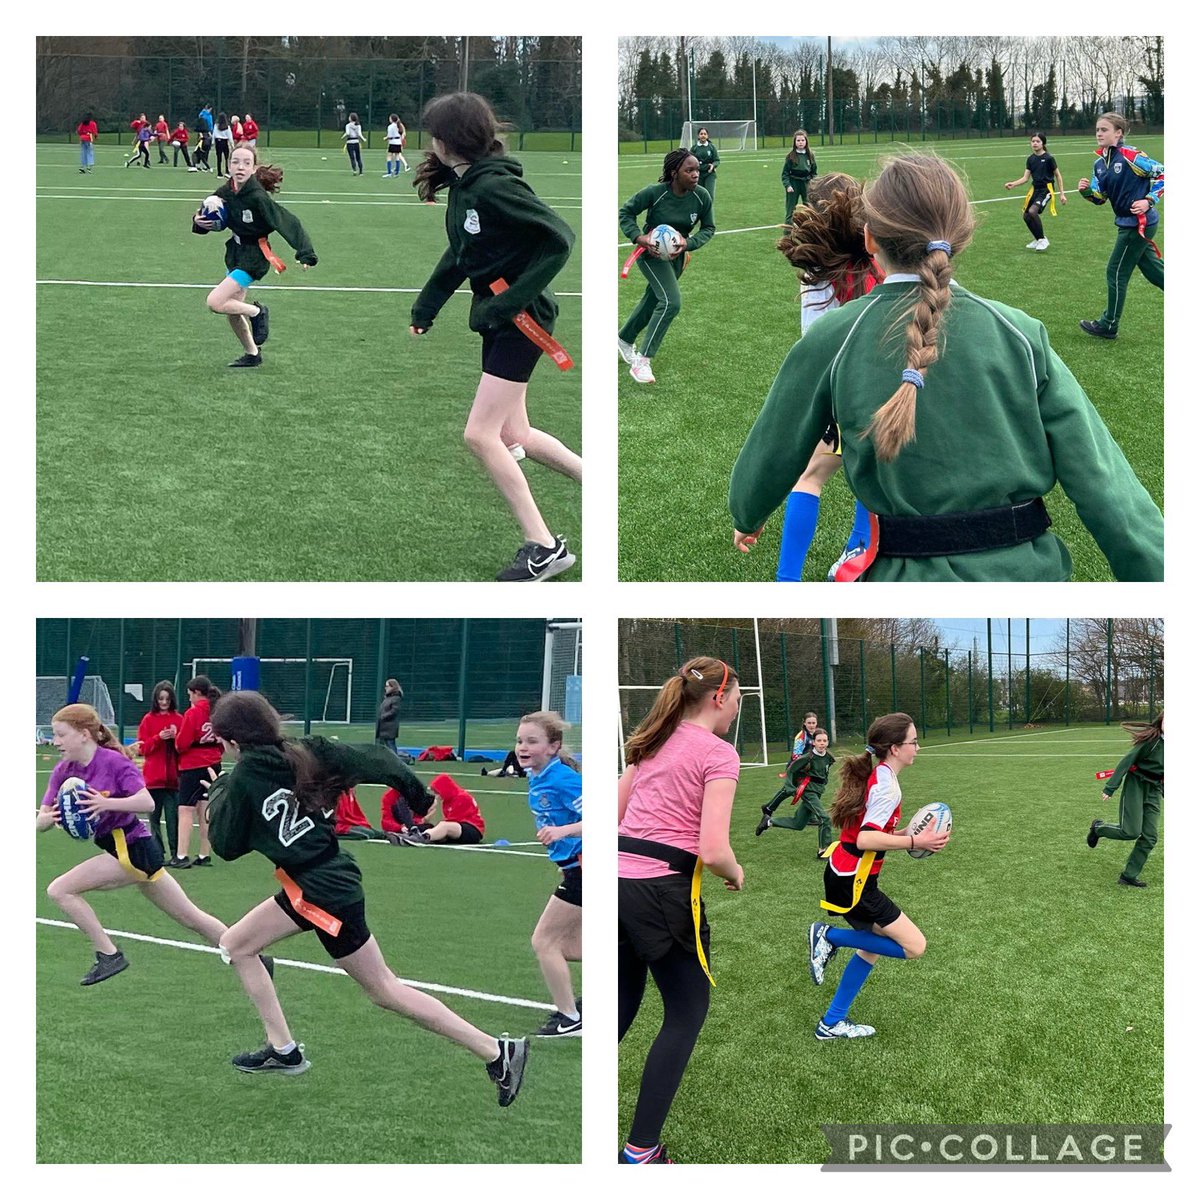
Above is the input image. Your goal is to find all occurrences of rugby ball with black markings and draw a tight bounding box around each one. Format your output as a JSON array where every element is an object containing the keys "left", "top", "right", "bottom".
[
  {"left": 57, "top": 776, "right": 95, "bottom": 840},
  {"left": 905, "top": 801, "right": 951, "bottom": 859}
]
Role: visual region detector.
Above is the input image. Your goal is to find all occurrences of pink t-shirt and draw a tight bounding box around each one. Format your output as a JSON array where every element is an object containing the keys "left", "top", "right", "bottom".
[{"left": 618, "top": 721, "right": 741, "bottom": 879}]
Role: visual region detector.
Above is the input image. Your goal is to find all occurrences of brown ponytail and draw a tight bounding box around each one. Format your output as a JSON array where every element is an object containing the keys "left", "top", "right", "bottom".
[
  {"left": 860, "top": 154, "right": 975, "bottom": 461},
  {"left": 624, "top": 656, "right": 739, "bottom": 765},
  {"left": 1122, "top": 710, "right": 1163, "bottom": 745}
]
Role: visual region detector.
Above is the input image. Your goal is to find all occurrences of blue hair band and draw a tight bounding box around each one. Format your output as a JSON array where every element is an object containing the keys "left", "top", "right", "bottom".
[
  {"left": 864, "top": 745, "right": 874, "bottom": 755},
  {"left": 901, "top": 368, "right": 925, "bottom": 389},
  {"left": 927, "top": 240, "right": 952, "bottom": 255}
]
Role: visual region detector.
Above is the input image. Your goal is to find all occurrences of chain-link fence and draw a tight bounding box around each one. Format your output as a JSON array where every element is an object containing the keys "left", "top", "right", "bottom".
[
  {"left": 618, "top": 619, "right": 1163, "bottom": 757},
  {"left": 36, "top": 617, "right": 582, "bottom": 756}
]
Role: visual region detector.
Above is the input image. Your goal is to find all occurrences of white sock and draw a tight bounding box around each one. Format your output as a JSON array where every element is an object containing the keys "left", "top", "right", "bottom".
[{"left": 275, "top": 1041, "right": 297, "bottom": 1055}]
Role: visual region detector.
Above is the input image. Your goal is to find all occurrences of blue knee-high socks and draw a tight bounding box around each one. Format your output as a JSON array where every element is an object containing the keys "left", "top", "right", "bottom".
[
  {"left": 821, "top": 928, "right": 905, "bottom": 1027},
  {"left": 825, "top": 926, "right": 907, "bottom": 958},
  {"left": 777, "top": 492, "right": 819, "bottom": 581}
]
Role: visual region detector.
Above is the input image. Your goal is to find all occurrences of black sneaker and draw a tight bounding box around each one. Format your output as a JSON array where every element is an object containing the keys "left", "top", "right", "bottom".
[
  {"left": 1079, "top": 319, "right": 1117, "bottom": 340},
  {"left": 487, "top": 1036, "right": 528, "bottom": 1106},
  {"left": 232, "top": 1042, "right": 311, "bottom": 1074},
  {"left": 249, "top": 303, "right": 270, "bottom": 346},
  {"left": 192, "top": 854, "right": 212, "bottom": 867},
  {"left": 398, "top": 831, "right": 429, "bottom": 846},
  {"left": 755, "top": 812, "right": 771, "bottom": 837},
  {"left": 228, "top": 352, "right": 262, "bottom": 368},
  {"left": 1086, "top": 819, "right": 1102, "bottom": 849},
  {"left": 495, "top": 537, "right": 576, "bottom": 582},
  {"left": 534, "top": 1009, "right": 582, "bottom": 1037},
  {"left": 1118, "top": 874, "right": 1148, "bottom": 888},
  {"left": 167, "top": 855, "right": 192, "bottom": 870},
  {"left": 81, "top": 950, "right": 129, "bottom": 986}
]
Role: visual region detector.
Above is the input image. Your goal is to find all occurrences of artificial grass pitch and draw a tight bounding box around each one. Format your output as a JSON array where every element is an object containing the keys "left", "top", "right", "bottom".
[
  {"left": 617, "top": 724, "right": 1163, "bottom": 1162},
  {"left": 35, "top": 757, "right": 580, "bottom": 1163},
  {"left": 616, "top": 135, "right": 1163, "bottom": 582},
  {"left": 36, "top": 144, "right": 581, "bottom": 581}
]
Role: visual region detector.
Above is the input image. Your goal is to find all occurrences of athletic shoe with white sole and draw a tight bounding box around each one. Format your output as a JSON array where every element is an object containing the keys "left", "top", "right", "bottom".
[
  {"left": 232, "top": 1042, "right": 311, "bottom": 1074},
  {"left": 629, "top": 355, "right": 656, "bottom": 384},
  {"left": 617, "top": 337, "right": 637, "bottom": 364},
  {"left": 1034, "top": 238, "right": 1049, "bottom": 251},
  {"left": 228, "top": 352, "right": 263, "bottom": 368},
  {"left": 495, "top": 537, "right": 576, "bottom": 582},
  {"left": 81, "top": 950, "right": 129, "bottom": 986},
  {"left": 534, "top": 1009, "right": 582, "bottom": 1037},
  {"left": 487, "top": 1036, "right": 528, "bottom": 1106},
  {"left": 827, "top": 542, "right": 867, "bottom": 581},
  {"left": 815, "top": 1018, "right": 876, "bottom": 1040},
  {"left": 808, "top": 922, "right": 837, "bottom": 985},
  {"left": 1025, "top": 239, "right": 1040, "bottom": 249}
]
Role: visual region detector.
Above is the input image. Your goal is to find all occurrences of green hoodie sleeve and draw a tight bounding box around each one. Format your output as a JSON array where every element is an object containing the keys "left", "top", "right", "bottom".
[
  {"left": 686, "top": 187, "right": 715, "bottom": 252},
  {"left": 249, "top": 191, "right": 317, "bottom": 265},
  {"left": 619, "top": 185, "right": 653, "bottom": 242},
  {"left": 782, "top": 157, "right": 792, "bottom": 186},
  {"left": 206, "top": 774, "right": 253, "bottom": 862},
  {"left": 787, "top": 752, "right": 813, "bottom": 787},
  {"left": 480, "top": 178, "right": 575, "bottom": 326},
  {"left": 314, "top": 740, "right": 432, "bottom": 811},
  {"left": 1103, "top": 741, "right": 1147, "bottom": 796},
  {"left": 412, "top": 246, "right": 468, "bottom": 329},
  {"left": 1035, "top": 324, "right": 1164, "bottom": 580}
]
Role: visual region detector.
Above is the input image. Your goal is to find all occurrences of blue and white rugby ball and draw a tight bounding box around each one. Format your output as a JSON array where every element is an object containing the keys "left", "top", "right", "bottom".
[
  {"left": 647, "top": 223, "right": 686, "bottom": 260},
  {"left": 905, "top": 801, "right": 951, "bottom": 859},
  {"left": 57, "top": 776, "right": 95, "bottom": 840},
  {"left": 198, "top": 195, "right": 228, "bottom": 231}
]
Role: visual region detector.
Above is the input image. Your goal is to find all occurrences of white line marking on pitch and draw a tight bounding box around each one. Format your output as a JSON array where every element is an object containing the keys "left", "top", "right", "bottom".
[
  {"left": 38, "top": 192, "right": 582, "bottom": 211},
  {"left": 36, "top": 279, "right": 582, "bottom": 298},
  {"left": 36, "top": 917, "right": 553, "bottom": 1012}
]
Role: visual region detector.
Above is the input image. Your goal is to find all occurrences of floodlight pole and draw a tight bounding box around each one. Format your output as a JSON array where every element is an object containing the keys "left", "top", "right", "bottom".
[{"left": 752, "top": 58, "right": 758, "bottom": 150}]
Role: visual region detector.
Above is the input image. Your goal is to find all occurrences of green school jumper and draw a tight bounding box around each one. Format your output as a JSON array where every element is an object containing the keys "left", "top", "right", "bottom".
[
  {"left": 765, "top": 749, "right": 834, "bottom": 849},
  {"left": 213, "top": 175, "right": 317, "bottom": 281},
  {"left": 207, "top": 737, "right": 429, "bottom": 911},
  {"left": 782, "top": 152, "right": 817, "bottom": 219},
  {"left": 618, "top": 182, "right": 715, "bottom": 359},
  {"left": 729, "top": 278, "right": 1163, "bottom": 581},
  {"left": 411, "top": 156, "right": 575, "bottom": 336},
  {"left": 1096, "top": 735, "right": 1164, "bottom": 881},
  {"left": 691, "top": 141, "right": 720, "bottom": 200}
]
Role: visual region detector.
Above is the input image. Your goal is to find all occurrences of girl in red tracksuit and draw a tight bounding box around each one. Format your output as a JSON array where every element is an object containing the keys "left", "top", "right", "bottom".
[
  {"left": 170, "top": 122, "right": 193, "bottom": 168},
  {"left": 135, "top": 680, "right": 181, "bottom": 859},
  {"left": 771, "top": 171, "right": 882, "bottom": 582},
  {"left": 170, "top": 675, "right": 222, "bottom": 868},
  {"left": 402, "top": 773, "right": 487, "bottom": 845}
]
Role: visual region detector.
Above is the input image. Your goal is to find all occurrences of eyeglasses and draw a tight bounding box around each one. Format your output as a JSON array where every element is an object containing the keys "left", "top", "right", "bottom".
[{"left": 900, "top": 739, "right": 920, "bottom": 746}]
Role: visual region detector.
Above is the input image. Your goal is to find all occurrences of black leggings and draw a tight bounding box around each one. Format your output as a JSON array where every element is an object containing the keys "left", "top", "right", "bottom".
[
  {"left": 173, "top": 143, "right": 193, "bottom": 168},
  {"left": 215, "top": 140, "right": 230, "bottom": 174},
  {"left": 347, "top": 142, "right": 363, "bottom": 172},
  {"left": 1023, "top": 204, "right": 1045, "bottom": 241},
  {"left": 618, "top": 941, "right": 711, "bottom": 1147}
]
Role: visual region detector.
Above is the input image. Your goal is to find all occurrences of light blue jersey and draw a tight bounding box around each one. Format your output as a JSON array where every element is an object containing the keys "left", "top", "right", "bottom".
[{"left": 528, "top": 757, "right": 582, "bottom": 865}]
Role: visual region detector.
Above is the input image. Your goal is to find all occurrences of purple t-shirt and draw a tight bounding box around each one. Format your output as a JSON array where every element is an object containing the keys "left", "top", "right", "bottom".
[
  {"left": 618, "top": 721, "right": 741, "bottom": 879},
  {"left": 43, "top": 746, "right": 150, "bottom": 843}
]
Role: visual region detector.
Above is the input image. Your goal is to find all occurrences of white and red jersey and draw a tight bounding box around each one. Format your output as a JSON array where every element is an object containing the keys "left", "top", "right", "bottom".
[
  {"left": 829, "top": 762, "right": 902, "bottom": 879},
  {"left": 175, "top": 697, "right": 222, "bottom": 770}
]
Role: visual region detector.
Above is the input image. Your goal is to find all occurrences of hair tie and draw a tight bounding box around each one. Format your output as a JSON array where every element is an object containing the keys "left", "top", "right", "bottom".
[
  {"left": 926, "top": 240, "right": 952, "bottom": 256},
  {"left": 864, "top": 745, "right": 875, "bottom": 756},
  {"left": 901, "top": 368, "right": 925, "bottom": 390}
]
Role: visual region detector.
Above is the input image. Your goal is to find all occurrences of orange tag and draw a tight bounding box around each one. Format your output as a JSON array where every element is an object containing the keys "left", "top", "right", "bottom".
[
  {"left": 258, "top": 236, "right": 287, "bottom": 274},
  {"left": 275, "top": 867, "right": 342, "bottom": 936},
  {"left": 489, "top": 278, "right": 573, "bottom": 370}
]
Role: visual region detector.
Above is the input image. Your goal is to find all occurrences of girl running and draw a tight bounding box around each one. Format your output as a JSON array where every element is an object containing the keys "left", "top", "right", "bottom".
[
  {"left": 213, "top": 112, "right": 232, "bottom": 176},
  {"left": 517, "top": 711, "right": 583, "bottom": 1038},
  {"left": 690, "top": 128, "right": 719, "bottom": 200},
  {"left": 384, "top": 113, "right": 409, "bottom": 176},
  {"left": 807, "top": 712, "right": 948, "bottom": 1039},
  {"left": 1003, "top": 131, "right": 1067, "bottom": 251},
  {"left": 410, "top": 91, "right": 580, "bottom": 582},
  {"left": 617, "top": 149, "right": 716, "bottom": 385},
  {"left": 773, "top": 172, "right": 881, "bottom": 581},
  {"left": 756, "top": 727, "right": 834, "bottom": 854},
  {"left": 194, "top": 143, "right": 318, "bottom": 368},
  {"left": 1087, "top": 711, "right": 1164, "bottom": 887},
  {"left": 124, "top": 113, "right": 146, "bottom": 165},
  {"left": 1077, "top": 112, "right": 1164, "bottom": 340},
  {"left": 791, "top": 711, "right": 819, "bottom": 760},
  {"left": 343, "top": 112, "right": 365, "bottom": 175},
  {"left": 37, "top": 704, "right": 276, "bottom": 999},
  {"left": 76, "top": 113, "right": 98, "bottom": 172},
  {"left": 205, "top": 690, "right": 527, "bottom": 1102},
  {"left": 617, "top": 657, "right": 745, "bottom": 1164},
  {"left": 730, "top": 153, "right": 1164, "bottom": 581},
  {"left": 782, "top": 130, "right": 817, "bottom": 220},
  {"left": 134, "top": 680, "right": 181, "bottom": 860},
  {"left": 170, "top": 675, "right": 222, "bottom": 869}
]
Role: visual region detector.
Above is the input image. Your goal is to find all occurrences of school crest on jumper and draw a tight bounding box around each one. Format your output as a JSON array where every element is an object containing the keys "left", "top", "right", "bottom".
[
  {"left": 464, "top": 208, "right": 481, "bottom": 234},
  {"left": 689, "top": 212, "right": 697, "bottom": 223},
  {"left": 241, "top": 210, "right": 252, "bottom": 223},
  {"left": 1113, "top": 162, "right": 1123, "bottom": 175}
]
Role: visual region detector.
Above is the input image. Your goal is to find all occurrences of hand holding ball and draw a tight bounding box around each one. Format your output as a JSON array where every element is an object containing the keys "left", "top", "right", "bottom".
[
  {"left": 57, "top": 777, "right": 96, "bottom": 840},
  {"left": 647, "top": 224, "right": 686, "bottom": 260},
  {"left": 906, "top": 802, "right": 952, "bottom": 858}
]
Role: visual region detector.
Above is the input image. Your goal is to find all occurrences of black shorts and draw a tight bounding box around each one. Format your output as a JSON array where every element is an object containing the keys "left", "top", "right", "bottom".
[
  {"left": 447, "top": 822, "right": 483, "bottom": 845},
  {"left": 618, "top": 872, "right": 708, "bottom": 964},
  {"left": 273, "top": 889, "right": 372, "bottom": 959},
  {"left": 481, "top": 325, "right": 543, "bottom": 383},
  {"left": 388, "top": 143, "right": 403, "bottom": 153},
  {"left": 554, "top": 863, "right": 582, "bottom": 907},
  {"left": 823, "top": 865, "right": 902, "bottom": 931},
  {"left": 1029, "top": 188, "right": 1052, "bottom": 213},
  {"left": 179, "top": 766, "right": 220, "bottom": 807},
  {"left": 98, "top": 830, "right": 165, "bottom": 879}
]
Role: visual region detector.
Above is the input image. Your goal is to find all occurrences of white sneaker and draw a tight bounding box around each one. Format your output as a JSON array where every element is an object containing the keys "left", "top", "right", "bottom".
[
  {"left": 629, "top": 355, "right": 656, "bottom": 384},
  {"left": 826, "top": 542, "right": 867, "bottom": 582},
  {"left": 815, "top": 1019, "right": 877, "bottom": 1040},
  {"left": 616, "top": 337, "right": 636, "bottom": 364},
  {"left": 1035, "top": 238, "right": 1049, "bottom": 251},
  {"left": 1025, "top": 239, "right": 1039, "bottom": 249}
]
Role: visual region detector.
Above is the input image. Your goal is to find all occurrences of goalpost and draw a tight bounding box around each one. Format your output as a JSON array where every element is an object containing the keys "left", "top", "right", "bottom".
[
  {"left": 36, "top": 675, "right": 115, "bottom": 741},
  {"left": 617, "top": 619, "right": 769, "bottom": 770},
  {"left": 187, "top": 657, "right": 354, "bottom": 723},
  {"left": 680, "top": 119, "right": 758, "bottom": 151},
  {"left": 543, "top": 620, "right": 582, "bottom": 726}
]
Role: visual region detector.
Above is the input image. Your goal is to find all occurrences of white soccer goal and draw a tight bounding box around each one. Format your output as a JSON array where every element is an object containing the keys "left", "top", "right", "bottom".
[
  {"left": 543, "top": 620, "right": 582, "bottom": 725},
  {"left": 681, "top": 119, "right": 757, "bottom": 152},
  {"left": 617, "top": 619, "right": 770, "bottom": 770},
  {"left": 36, "top": 675, "right": 115, "bottom": 738},
  {"left": 187, "top": 657, "right": 354, "bottom": 724}
]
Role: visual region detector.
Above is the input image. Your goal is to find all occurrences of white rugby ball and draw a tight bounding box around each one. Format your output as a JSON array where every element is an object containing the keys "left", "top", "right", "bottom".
[
  {"left": 648, "top": 223, "right": 686, "bottom": 260},
  {"left": 905, "top": 801, "right": 951, "bottom": 859}
]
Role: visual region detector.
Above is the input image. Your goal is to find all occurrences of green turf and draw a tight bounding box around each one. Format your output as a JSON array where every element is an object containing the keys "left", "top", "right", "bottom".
[
  {"left": 618, "top": 724, "right": 1163, "bottom": 1162},
  {"left": 36, "top": 757, "right": 580, "bottom": 1162},
  {"left": 616, "top": 136, "right": 1164, "bottom": 581},
  {"left": 37, "top": 144, "right": 581, "bottom": 581}
]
